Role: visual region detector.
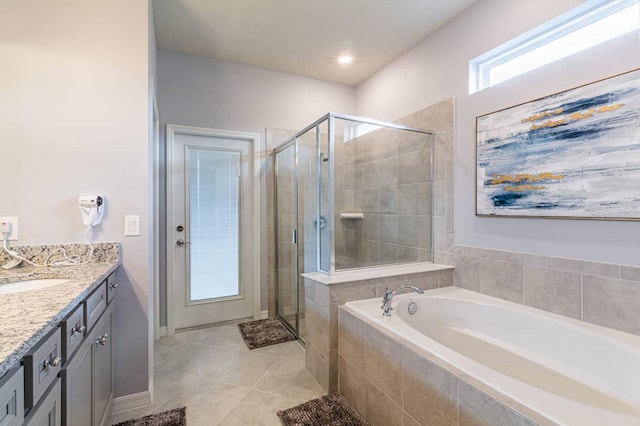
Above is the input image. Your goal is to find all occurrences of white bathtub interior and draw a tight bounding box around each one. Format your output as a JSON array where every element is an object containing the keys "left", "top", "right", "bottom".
[{"left": 344, "top": 287, "right": 640, "bottom": 425}]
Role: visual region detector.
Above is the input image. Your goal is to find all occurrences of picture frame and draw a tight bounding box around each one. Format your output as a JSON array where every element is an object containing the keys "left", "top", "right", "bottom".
[{"left": 476, "top": 68, "right": 640, "bottom": 220}]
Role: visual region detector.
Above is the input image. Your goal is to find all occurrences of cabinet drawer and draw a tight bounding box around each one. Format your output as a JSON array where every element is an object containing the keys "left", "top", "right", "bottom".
[
  {"left": 59, "top": 303, "right": 86, "bottom": 362},
  {"left": 23, "top": 327, "right": 62, "bottom": 410},
  {"left": 24, "top": 378, "right": 61, "bottom": 426},
  {"left": 85, "top": 281, "right": 107, "bottom": 333},
  {"left": 0, "top": 366, "right": 24, "bottom": 426},
  {"left": 107, "top": 272, "right": 117, "bottom": 304}
]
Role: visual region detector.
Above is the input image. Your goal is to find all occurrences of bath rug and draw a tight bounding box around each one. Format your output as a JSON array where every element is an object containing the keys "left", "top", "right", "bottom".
[
  {"left": 278, "top": 392, "right": 369, "bottom": 426},
  {"left": 113, "top": 407, "right": 186, "bottom": 426},
  {"left": 238, "top": 318, "right": 296, "bottom": 349}
]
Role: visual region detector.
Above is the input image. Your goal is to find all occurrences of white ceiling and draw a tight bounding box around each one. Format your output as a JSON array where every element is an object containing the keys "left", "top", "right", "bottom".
[{"left": 153, "top": 0, "right": 478, "bottom": 86}]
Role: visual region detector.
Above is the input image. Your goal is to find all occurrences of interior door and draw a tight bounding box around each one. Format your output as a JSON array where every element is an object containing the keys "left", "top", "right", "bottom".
[{"left": 171, "top": 130, "right": 253, "bottom": 330}]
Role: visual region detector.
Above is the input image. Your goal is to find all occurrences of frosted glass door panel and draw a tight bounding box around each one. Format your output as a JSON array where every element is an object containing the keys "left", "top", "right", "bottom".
[{"left": 187, "top": 147, "right": 240, "bottom": 302}]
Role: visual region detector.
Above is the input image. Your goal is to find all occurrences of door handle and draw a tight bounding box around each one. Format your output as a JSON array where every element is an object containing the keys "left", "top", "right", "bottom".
[{"left": 177, "top": 239, "right": 185, "bottom": 246}]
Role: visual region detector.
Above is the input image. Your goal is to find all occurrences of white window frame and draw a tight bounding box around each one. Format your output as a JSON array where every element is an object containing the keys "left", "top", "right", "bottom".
[{"left": 469, "top": 0, "right": 640, "bottom": 94}]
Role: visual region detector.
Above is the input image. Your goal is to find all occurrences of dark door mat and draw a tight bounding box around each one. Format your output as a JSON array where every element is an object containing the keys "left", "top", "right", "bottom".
[
  {"left": 113, "top": 407, "right": 186, "bottom": 426},
  {"left": 278, "top": 392, "right": 369, "bottom": 426},
  {"left": 238, "top": 318, "right": 296, "bottom": 349}
]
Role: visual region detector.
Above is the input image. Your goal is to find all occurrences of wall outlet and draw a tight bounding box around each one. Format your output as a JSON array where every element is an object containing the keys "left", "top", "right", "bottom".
[{"left": 0, "top": 217, "right": 18, "bottom": 241}]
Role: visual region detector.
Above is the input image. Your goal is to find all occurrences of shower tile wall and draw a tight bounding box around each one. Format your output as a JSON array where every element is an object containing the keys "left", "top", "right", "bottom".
[{"left": 334, "top": 127, "right": 433, "bottom": 270}]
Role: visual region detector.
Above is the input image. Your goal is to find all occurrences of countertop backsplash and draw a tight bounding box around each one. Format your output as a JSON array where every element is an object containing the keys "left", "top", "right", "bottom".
[{"left": 0, "top": 242, "right": 119, "bottom": 280}]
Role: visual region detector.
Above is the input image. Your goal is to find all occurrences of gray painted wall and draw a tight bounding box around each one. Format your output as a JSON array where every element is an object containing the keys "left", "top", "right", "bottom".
[
  {"left": 156, "top": 49, "right": 355, "bottom": 323},
  {"left": 355, "top": 0, "right": 640, "bottom": 266},
  {"left": 0, "top": 1, "right": 153, "bottom": 397}
]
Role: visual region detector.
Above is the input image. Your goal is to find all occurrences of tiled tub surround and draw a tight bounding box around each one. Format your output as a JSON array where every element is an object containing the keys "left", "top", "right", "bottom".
[
  {"left": 445, "top": 245, "right": 640, "bottom": 338},
  {"left": 339, "top": 287, "right": 640, "bottom": 426},
  {"left": 0, "top": 242, "right": 120, "bottom": 378},
  {"left": 302, "top": 263, "right": 453, "bottom": 392}
]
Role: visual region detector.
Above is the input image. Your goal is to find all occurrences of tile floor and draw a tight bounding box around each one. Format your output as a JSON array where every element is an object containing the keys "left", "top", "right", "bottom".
[{"left": 108, "top": 322, "right": 325, "bottom": 425}]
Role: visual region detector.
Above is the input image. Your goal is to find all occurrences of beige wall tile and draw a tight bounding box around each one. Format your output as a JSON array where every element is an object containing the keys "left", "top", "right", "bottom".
[
  {"left": 398, "top": 184, "right": 420, "bottom": 215},
  {"left": 478, "top": 259, "right": 523, "bottom": 303},
  {"left": 339, "top": 355, "right": 367, "bottom": 416},
  {"left": 338, "top": 282, "right": 377, "bottom": 304},
  {"left": 458, "top": 381, "right": 537, "bottom": 426},
  {"left": 621, "top": 266, "right": 640, "bottom": 282},
  {"left": 314, "top": 305, "right": 331, "bottom": 356},
  {"left": 303, "top": 278, "right": 316, "bottom": 305},
  {"left": 583, "top": 275, "right": 640, "bottom": 335},
  {"left": 338, "top": 308, "right": 366, "bottom": 371},
  {"left": 304, "top": 341, "right": 331, "bottom": 392},
  {"left": 438, "top": 269, "right": 454, "bottom": 288},
  {"left": 523, "top": 266, "right": 581, "bottom": 319},
  {"left": 402, "top": 348, "right": 457, "bottom": 426},
  {"left": 364, "top": 325, "right": 403, "bottom": 404},
  {"left": 365, "top": 379, "right": 403, "bottom": 426},
  {"left": 551, "top": 257, "right": 620, "bottom": 279}
]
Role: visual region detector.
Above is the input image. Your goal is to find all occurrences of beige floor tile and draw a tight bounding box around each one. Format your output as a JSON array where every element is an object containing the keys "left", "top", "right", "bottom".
[
  {"left": 140, "top": 368, "right": 201, "bottom": 415},
  {"left": 152, "top": 377, "right": 250, "bottom": 426},
  {"left": 254, "top": 357, "right": 325, "bottom": 401},
  {"left": 153, "top": 337, "right": 195, "bottom": 367},
  {"left": 218, "top": 389, "right": 306, "bottom": 426},
  {"left": 280, "top": 341, "right": 305, "bottom": 362}
]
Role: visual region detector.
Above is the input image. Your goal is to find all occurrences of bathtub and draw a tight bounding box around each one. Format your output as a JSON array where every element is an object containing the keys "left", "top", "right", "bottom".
[{"left": 343, "top": 286, "right": 640, "bottom": 425}]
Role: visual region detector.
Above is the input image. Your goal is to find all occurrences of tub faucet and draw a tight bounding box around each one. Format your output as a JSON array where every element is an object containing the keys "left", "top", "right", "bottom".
[{"left": 381, "top": 285, "right": 424, "bottom": 317}]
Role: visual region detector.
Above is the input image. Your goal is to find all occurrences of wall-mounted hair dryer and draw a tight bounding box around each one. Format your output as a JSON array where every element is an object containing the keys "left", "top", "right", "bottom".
[{"left": 78, "top": 193, "right": 105, "bottom": 227}]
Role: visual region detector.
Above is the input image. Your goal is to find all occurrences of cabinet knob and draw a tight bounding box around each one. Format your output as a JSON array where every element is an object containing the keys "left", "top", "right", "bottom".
[
  {"left": 43, "top": 356, "right": 63, "bottom": 369},
  {"left": 72, "top": 324, "right": 87, "bottom": 335},
  {"left": 95, "top": 333, "right": 109, "bottom": 346},
  {"left": 110, "top": 282, "right": 118, "bottom": 289}
]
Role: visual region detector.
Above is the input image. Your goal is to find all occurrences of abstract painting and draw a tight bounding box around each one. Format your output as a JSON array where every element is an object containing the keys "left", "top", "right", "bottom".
[{"left": 476, "top": 68, "right": 640, "bottom": 220}]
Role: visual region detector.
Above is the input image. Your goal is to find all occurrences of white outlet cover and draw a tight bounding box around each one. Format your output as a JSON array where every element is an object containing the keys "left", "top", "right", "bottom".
[{"left": 0, "top": 217, "right": 18, "bottom": 241}]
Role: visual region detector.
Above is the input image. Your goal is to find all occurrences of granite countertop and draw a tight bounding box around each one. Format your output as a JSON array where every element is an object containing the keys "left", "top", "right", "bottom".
[{"left": 0, "top": 242, "right": 120, "bottom": 378}]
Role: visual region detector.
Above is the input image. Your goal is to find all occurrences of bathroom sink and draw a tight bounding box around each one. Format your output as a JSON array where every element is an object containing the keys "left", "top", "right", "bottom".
[{"left": 0, "top": 279, "right": 70, "bottom": 295}]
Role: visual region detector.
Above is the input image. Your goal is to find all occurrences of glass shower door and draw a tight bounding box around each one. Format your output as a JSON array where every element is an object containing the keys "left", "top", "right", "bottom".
[{"left": 275, "top": 142, "right": 298, "bottom": 336}]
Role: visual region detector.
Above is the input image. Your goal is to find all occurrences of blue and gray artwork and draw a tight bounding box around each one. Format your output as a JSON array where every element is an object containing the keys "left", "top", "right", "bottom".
[{"left": 476, "top": 69, "right": 640, "bottom": 219}]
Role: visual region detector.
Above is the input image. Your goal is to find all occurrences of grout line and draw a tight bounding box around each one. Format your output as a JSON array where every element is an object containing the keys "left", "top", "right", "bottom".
[{"left": 580, "top": 274, "right": 584, "bottom": 320}]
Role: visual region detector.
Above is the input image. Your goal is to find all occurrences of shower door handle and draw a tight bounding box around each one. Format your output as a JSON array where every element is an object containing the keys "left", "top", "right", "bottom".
[{"left": 292, "top": 229, "right": 297, "bottom": 245}]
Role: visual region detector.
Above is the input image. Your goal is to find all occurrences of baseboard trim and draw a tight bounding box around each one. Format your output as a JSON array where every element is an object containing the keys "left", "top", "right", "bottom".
[
  {"left": 110, "top": 390, "right": 152, "bottom": 415},
  {"left": 259, "top": 310, "right": 268, "bottom": 319},
  {"left": 158, "top": 326, "right": 167, "bottom": 338}
]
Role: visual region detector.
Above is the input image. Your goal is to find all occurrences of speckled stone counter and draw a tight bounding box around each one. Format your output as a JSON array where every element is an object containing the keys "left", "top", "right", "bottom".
[{"left": 0, "top": 242, "right": 120, "bottom": 378}]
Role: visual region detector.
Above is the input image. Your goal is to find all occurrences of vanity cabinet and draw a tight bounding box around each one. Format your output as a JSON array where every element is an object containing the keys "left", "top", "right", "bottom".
[
  {"left": 0, "top": 367, "right": 24, "bottom": 426},
  {"left": 0, "top": 261, "right": 118, "bottom": 426},
  {"left": 61, "top": 278, "right": 115, "bottom": 426},
  {"left": 23, "top": 379, "right": 61, "bottom": 426}
]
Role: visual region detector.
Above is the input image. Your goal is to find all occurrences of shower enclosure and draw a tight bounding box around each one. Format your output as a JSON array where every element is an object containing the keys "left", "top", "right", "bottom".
[{"left": 274, "top": 113, "right": 434, "bottom": 339}]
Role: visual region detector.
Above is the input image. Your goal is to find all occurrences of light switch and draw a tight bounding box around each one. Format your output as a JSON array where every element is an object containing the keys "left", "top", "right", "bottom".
[{"left": 123, "top": 215, "right": 140, "bottom": 236}]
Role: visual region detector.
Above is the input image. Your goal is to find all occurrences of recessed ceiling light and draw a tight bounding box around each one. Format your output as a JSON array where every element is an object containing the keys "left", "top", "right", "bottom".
[{"left": 338, "top": 54, "right": 354, "bottom": 64}]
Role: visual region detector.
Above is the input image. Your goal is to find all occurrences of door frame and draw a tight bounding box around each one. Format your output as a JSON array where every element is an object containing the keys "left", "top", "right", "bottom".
[{"left": 165, "top": 124, "right": 261, "bottom": 335}]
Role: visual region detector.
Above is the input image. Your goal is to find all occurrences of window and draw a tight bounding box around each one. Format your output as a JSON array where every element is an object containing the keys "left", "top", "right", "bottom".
[{"left": 469, "top": 0, "right": 640, "bottom": 94}]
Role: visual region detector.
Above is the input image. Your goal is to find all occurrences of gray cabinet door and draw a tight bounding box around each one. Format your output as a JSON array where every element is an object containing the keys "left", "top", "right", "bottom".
[
  {"left": 62, "top": 340, "right": 92, "bottom": 426},
  {"left": 92, "top": 306, "right": 112, "bottom": 426},
  {"left": 0, "top": 367, "right": 24, "bottom": 426},
  {"left": 24, "top": 378, "right": 61, "bottom": 426}
]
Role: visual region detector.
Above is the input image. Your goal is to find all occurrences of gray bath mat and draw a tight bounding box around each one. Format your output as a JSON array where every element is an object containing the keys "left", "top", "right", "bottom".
[
  {"left": 238, "top": 318, "right": 296, "bottom": 349},
  {"left": 278, "top": 392, "right": 369, "bottom": 426},
  {"left": 113, "top": 407, "right": 186, "bottom": 426}
]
